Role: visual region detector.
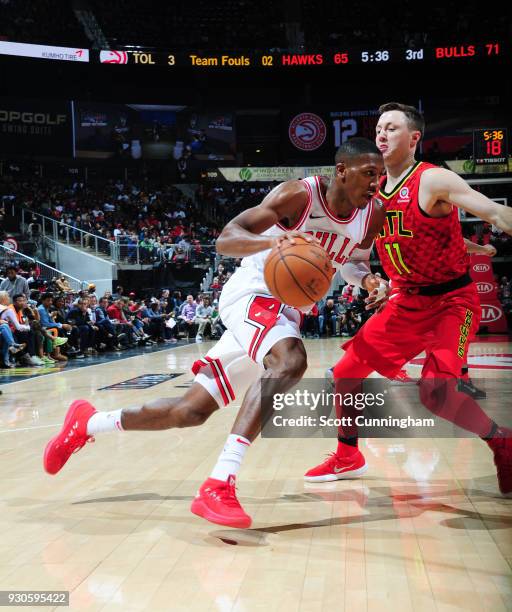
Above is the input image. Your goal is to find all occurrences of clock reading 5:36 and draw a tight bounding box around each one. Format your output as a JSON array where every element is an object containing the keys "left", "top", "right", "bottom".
[
  {"left": 361, "top": 50, "right": 390, "bottom": 62},
  {"left": 484, "top": 130, "right": 504, "bottom": 140}
]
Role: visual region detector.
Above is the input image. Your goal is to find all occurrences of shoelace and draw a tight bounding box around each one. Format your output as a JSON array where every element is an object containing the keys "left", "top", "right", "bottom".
[{"left": 218, "top": 482, "right": 243, "bottom": 508}]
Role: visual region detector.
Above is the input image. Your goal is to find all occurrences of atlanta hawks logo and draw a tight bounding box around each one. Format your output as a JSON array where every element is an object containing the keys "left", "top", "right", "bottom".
[
  {"left": 397, "top": 186, "right": 410, "bottom": 203},
  {"left": 100, "top": 50, "right": 129, "bottom": 64},
  {"left": 289, "top": 113, "right": 326, "bottom": 151}
]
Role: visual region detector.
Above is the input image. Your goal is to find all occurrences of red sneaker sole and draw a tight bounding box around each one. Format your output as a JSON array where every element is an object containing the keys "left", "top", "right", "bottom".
[
  {"left": 304, "top": 463, "right": 368, "bottom": 483},
  {"left": 43, "top": 400, "right": 96, "bottom": 475},
  {"left": 190, "top": 498, "right": 252, "bottom": 529}
]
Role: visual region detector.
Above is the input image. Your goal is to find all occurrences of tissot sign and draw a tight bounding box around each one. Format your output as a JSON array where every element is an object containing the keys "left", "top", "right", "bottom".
[{"left": 469, "top": 254, "right": 507, "bottom": 332}]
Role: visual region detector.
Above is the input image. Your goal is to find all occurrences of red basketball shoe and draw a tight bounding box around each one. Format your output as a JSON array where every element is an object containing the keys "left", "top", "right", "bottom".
[
  {"left": 43, "top": 400, "right": 97, "bottom": 475},
  {"left": 304, "top": 449, "right": 368, "bottom": 482},
  {"left": 487, "top": 428, "right": 512, "bottom": 495},
  {"left": 190, "top": 475, "right": 252, "bottom": 528}
]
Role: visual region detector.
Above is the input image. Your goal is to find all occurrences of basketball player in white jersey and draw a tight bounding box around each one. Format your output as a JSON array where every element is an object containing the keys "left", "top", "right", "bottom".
[{"left": 44, "top": 138, "right": 386, "bottom": 529}]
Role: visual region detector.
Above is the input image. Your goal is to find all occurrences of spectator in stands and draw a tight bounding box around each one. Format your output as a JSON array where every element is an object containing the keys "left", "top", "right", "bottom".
[
  {"left": 95, "top": 296, "right": 125, "bottom": 350},
  {"left": 66, "top": 298, "right": 98, "bottom": 356},
  {"left": 321, "top": 299, "right": 339, "bottom": 337},
  {"left": 37, "top": 293, "right": 69, "bottom": 362},
  {"left": 51, "top": 294, "right": 83, "bottom": 358},
  {"left": 0, "top": 265, "right": 30, "bottom": 300},
  {"left": 210, "top": 299, "right": 225, "bottom": 339},
  {"left": 302, "top": 303, "right": 320, "bottom": 338},
  {"left": 87, "top": 284, "right": 98, "bottom": 300},
  {"left": 107, "top": 297, "right": 137, "bottom": 347},
  {"left": 140, "top": 298, "right": 168, "bottom": 343},
  {"left": 194, "top": 296, "right": 213, "bottom": 342},
  {"left": 112, "top": 285, "right": 124, "bottom": 300},
  {"left": 0, "top": 292, "right": 44, "bottom": 366},
  {"left": 0, "top": 316, "right": 25, "bottom": 368},
  {"left": 178, "top": 294, "right": 197, "bottom": 338},
  {"left": 27, "top": 267, "right": 45, "bottom": 291},
  {"left": 55, "top": 275, "right": 72, "bottom": 293}
]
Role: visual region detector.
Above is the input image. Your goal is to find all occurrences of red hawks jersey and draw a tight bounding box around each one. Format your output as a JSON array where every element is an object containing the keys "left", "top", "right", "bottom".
[{"left": 376, "top": 161, "right": 469, "bottom": 288}]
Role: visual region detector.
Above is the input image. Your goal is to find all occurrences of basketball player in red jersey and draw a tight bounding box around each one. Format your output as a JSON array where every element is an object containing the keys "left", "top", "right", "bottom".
[
  {"left": 306, "top": 103, "right": 512, "bottom": 494},
  {"left": 44, "top": 138, "right": 387, "bottom": 528}
]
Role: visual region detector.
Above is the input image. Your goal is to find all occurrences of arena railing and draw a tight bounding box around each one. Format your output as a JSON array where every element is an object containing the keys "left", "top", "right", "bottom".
[
  {"left": 21, "top": 209, "right": 219, "bottom": 267},
  {"left": 21, "top": 209, "right": 117, "bottom": 261},
  {"left": 0, "top": 244, "right": 87, "bottom": 293}
]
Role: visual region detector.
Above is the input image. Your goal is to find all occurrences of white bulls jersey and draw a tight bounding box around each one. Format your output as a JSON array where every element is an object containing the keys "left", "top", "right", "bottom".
[{"left": 220, "top": 175, "right": 376, "bottom": 309}]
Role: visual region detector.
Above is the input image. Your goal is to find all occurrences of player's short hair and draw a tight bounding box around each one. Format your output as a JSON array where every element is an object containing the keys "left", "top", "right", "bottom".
[
  {"left": 378, "top": 102, "right": 425, "bottom": 137},
  {"left": 40, "top": 292, "right": 53, "bottom": 301},
  {"left": 335, "top": 137, "right": 382, "bottom": 164},
  {"left": 12, "top": 293, "right": 25, "bottom": 301}
]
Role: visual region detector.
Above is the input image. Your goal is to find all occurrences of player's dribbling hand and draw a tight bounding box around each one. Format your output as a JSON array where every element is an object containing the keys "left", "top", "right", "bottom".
[
  {"left": 482, "top": 244, "right": 497, "bottom": 257},
  {"left": 273, "top": 232, "right": 320, "bottom": 249},
  {"left": 363, "top": 274, "right": 390, "bottom": 313}
]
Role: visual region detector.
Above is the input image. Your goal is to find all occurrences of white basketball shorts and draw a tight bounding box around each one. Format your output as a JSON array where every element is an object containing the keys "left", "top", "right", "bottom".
[{"left": 192, "top": 292, "right": 302, "bottom": 407}]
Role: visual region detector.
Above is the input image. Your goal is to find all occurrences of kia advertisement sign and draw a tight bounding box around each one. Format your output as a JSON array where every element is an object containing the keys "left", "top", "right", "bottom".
[
  {"left": 469, "top": 254, "right": 507, "bottom": 332},
  {"left": 480, "top": 304, "right": 503, "bottom": 324},
  {"left": 473, "top": 263, "right": 490, "bottom": 273},
  {"left": 476, "top": 282, "right": 493, "bottom": 294}
]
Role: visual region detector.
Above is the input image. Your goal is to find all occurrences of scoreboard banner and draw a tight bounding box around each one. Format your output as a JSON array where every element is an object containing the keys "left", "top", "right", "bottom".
[
  {"left": 0, "top": 40, "right": 504, "bottom": 67},
  {"left": 92, "top": 43, "right": 504, "bottom": 68},
  {"left": 0, "top": 97, "right": 73, "bottom": 156}
]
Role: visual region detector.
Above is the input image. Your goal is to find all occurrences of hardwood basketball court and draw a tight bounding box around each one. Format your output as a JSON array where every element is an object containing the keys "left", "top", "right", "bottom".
[{"left": 1, "top": 337, "right": 511, "bottom": 611}]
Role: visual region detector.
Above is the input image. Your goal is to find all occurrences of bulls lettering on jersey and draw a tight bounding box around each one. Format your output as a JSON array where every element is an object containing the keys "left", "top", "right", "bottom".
[
  {"left": 376, "top": 162, "right": 469, "bottom": 287},
  {"left": 277, "top": 176, "right": 375, "bottom": 269}
]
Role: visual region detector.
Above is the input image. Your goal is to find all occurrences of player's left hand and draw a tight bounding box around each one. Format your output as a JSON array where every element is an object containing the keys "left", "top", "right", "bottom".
[
  {"left": 364, "top": 276, "right": 390, "bottom": 313},
  {"left": 482, "top": 244, "right": 497, "bottom": 257}
]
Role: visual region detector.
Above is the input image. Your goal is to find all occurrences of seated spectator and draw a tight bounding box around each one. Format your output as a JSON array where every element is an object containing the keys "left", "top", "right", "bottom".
[
  {"left": 140, "top": 298, "right": 168, "bottom": 343},
  {"left": 37, "top": 292, "right": 70, "bottom": 362},
  {"left": 106, "top": 297, "right": 137, "bottom": 347},
  {"left": 194, "top": 296, "right": 213, "bottom": 342},
  {"left": 0, "top": 316, "right": 25, "bottom": 368},
  {"left": 95, "top": 296, "right": 126, "bottom": 350},
  {"left": 178, "top": 294, "right": 197, "bottom": 338},
  {"left": 55, "top": 275, "right": 73, "bottom": 293},
  {"left": 0, "top": 291, "right": 44, "bottom": 366},
  {"left": 321, "top": 299, "right": 339, "bottom": 336},
  {"left": 51, "top": 294, "right": 83, "bottom": 358},
  {"left": 302, "top": 303, "right": 320, "bottom": 338},
  {"left": 66, "top": 298, "right": 98, "bottom": 355},
  {"left": 0, "top": 265, "right": 30, "bottom": 300}
]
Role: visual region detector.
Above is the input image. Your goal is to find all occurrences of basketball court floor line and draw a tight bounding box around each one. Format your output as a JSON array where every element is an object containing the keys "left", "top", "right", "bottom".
[{"left": 0, "top": 341, "right": 199, "bottom": 388}]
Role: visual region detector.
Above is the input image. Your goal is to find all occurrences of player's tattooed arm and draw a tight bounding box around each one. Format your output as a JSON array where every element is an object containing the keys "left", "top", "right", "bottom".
[
  {"left": 420, "top": 168, "right": 512, "bottom": 235},
  {"left": 215, "top": 180, "right": 314, "bottom": 256}
]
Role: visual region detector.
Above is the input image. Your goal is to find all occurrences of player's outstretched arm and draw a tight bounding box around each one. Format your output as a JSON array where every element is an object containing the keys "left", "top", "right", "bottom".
[
  {"left": 215, "top": 181, "right": 310, "bottom": 257},
  {"left": 421, "top": 168, "right": 512, "bottom": 235},
  {"left": 463, "top": 238, "right": 497, "bottom": 257}
]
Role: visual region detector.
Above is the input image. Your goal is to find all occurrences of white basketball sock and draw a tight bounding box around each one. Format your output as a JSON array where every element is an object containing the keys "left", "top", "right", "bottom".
[
  {"left": 86, "top": 409, "right": 124, "bottom": 435},
  {"left": 210, "top": 433, "right": 251, "bottom": 481}
]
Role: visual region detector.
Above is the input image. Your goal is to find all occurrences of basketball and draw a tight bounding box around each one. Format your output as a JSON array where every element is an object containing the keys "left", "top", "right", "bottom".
[{"left": 264, "top": 235, "right": 333, "bottom": 307}]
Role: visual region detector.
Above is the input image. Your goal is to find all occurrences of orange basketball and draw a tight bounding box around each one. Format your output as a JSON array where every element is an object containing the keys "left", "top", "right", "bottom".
[{"left": 264, "top": 235, "right": 333, "bottom": 308}]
